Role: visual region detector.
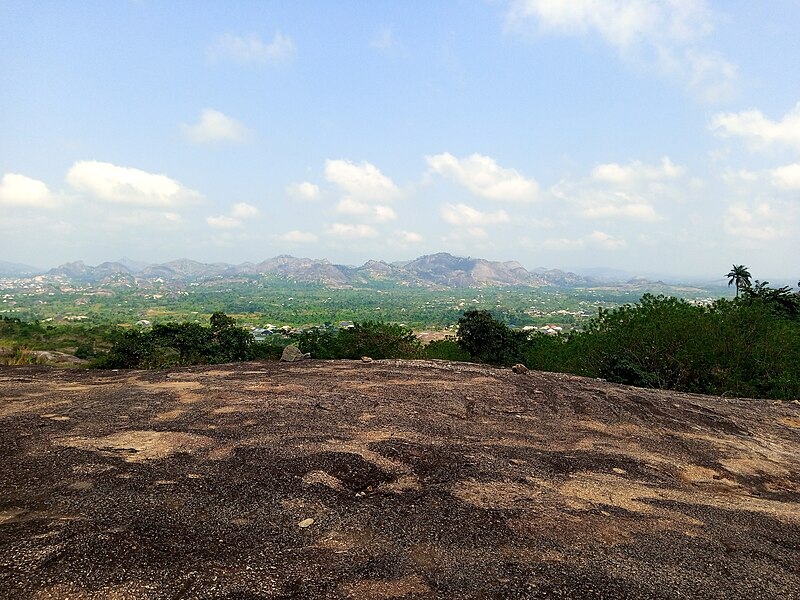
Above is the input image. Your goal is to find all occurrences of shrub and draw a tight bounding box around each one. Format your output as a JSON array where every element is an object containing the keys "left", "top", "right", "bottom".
[
  {"left": 422, "top": 338, "right": 471, "bottom": 361},
  {"left": 456, "top": 310, "right": 527, "bottom": 365},
  {"left": 334, "top": 321, "right": 420, "bottom": 359}
]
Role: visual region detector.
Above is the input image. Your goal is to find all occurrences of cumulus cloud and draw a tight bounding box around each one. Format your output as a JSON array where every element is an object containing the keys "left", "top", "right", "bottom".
[
  {"left": 540, "top": 230, "right": 626, "bottom": 250},
  {"left": 67, "top": 161, "right": 199, "bottom": 207},
  {"left": 181, "top": 109, "right": 251, "bottom": 143},
  {"left": 395, "top": 230, "right": 423, "bottom": 243},
  {"left": 553, "top": 157, "right": 687, "bottom": 222},
  {"left": 591, "top": 157, "right": 685, "bottom": 184},
  {"left": 426, "top": 152, "right": 539, "bottom": 202},
  {"left": 771, "top": 164, "right": 800, "bottom": 190},
  {"left": 231, "top": 202, "right": 260, "bottom": 218},
  {"left": 335, "top": 198, "right": 397, "bottom": 222},
  {"left": 325, "top": 223, "right": 379, "bottom": 238},
  {"left": 107, "top": 211, "right": 184, "bottom": 229},
  {"left": 206, "top": 215, "right": 242, "bottom": 229},
  {"left": 205, "top": 202, "right": 260, "bottom": 229},
  {"left": 286, "top": 181, "right": 321, "bottom": 201},
  {"left": 504, "top": 0, "right": 736, "bottom": 101},
  {"left": 441, "top": 203, "right": 510, "bottom": 226},
  {"left": 324, "top": 159, "right": 400, "bottom": 203},
  {"left": 207, "top": 32, "right": 295, "bottom": 65},
  {"left": 279, "top": 230, "right": 318, "bottom": 243},
  {"left": 711, "top": 103, "right": 800, "bottom": 151},
  {"left": 585, "top": 230, "right": 627, "bottom": 249},
  {"left": 0, "top": 173, "right": 58, "bottom": 208},
  {"left": 724, "top": 202, "right": 785, "bottom": 241}
]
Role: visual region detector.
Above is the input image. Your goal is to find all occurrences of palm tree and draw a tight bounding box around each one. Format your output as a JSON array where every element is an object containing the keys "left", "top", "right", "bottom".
[{"left": 727, "top": 264, "right": 752, "bottom": 298}]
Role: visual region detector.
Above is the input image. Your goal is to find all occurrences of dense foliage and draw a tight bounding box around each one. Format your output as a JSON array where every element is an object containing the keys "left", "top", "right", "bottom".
[
  {"left": 96, "top": 312, "right": 259, "bottom": 369},
  {"left": 296, "top": 321, "right": 420, "bottom": 360},
  {"left": 456, "top": 290, "right": 800, "bottom": 400},
  {"left": 3, "top": 269, "right": 798, "bottom": 401}
]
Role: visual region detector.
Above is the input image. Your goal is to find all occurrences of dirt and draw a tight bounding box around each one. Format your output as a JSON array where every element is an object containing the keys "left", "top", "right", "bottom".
[{"left": 0, "top": 359, "right": 798, "bottom": 599}]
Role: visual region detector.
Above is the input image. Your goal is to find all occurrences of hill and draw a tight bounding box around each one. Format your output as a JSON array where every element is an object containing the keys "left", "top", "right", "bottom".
[
  {"left": 1, "top": 360, "right": 798, "bottom": 598},
  {"left": 37, "top": 253, "right": 594, "bottom": 289}
]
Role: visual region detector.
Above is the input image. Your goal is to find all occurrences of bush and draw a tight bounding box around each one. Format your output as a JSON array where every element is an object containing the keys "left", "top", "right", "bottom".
[
  {"left": 456, "top": 310, "right": 527, "bottom": 365},
  {"left": 94, "top": 313, "right": 255, "bottom": 369},
  {"left": 295, "top": 321, "right": 420, "bottom": 360},
  {"left": 422, "top": 338, "right": 471, "bottom": 361}
]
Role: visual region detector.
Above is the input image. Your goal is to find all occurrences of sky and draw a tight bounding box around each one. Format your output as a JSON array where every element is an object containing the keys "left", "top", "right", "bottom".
[{"left": 1, "top": 1, "right": 799, "bottom": 279}]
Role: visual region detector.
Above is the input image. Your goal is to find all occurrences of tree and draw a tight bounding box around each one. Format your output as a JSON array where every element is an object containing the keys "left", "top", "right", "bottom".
[
  {"left": 727, "top": 264, "right": 752, "bottom": 298},
  {"left": 456, "top": 310, "right": 526, "bottom": 365}
]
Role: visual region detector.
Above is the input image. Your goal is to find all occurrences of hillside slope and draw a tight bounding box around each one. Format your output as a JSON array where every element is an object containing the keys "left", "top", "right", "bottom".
[{"left": 1, "top": 361, "right": 798, "bottom": 599}]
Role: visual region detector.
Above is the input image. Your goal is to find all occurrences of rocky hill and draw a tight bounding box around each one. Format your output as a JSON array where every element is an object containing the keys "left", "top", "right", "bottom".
[
  {"left": 39, "top": 253, "right": 592, "bottom": 289},
  {"left": 1, "top": 360, "right": 798, "bottom": 599}
]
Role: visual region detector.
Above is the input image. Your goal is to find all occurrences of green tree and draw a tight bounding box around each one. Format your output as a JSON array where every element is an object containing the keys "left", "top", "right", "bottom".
[
  {"left": 727, "top": 264, "right": 752, "bottom": 298},
  {"left": 456, "top": 310, "right": 526, "bottom": 365}
]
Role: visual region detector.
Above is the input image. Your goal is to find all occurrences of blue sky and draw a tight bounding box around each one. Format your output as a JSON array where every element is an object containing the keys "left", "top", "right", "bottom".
[{"left": 1, "top": 1, "right": 799, "bottom": 278}]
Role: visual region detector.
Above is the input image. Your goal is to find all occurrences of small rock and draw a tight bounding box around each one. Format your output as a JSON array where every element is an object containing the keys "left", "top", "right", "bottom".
[
  {"left": 281, "top": 345, "right": 310, "bottom": 362},
  {"left": 361, "top": 356, "right": 373, "bottom": 363},
  {"left": 511, "top": 364, "right": 529, "bottom": 374},
  {"left": 297, "top": 518, "right": 314, "bottom": 528},
  {"left": 612, "top": 467, "right": 627, "bottom": 475}
]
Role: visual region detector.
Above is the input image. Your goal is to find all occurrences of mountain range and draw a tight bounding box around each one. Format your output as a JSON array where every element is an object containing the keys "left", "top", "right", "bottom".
[{"left": 24, "top": 253, "right": 597, "bottom": 289}]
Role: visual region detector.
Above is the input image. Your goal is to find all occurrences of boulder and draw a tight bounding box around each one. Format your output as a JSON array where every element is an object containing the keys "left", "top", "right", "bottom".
[
  {"left": 361, "top": 356, "right": 373, "bottom": 363},
  {"left": 281, "top": 345, "right": 310, "bottom": 362},
  {"left": 511, "top": 364, "right": 529, "bottom": 374}
]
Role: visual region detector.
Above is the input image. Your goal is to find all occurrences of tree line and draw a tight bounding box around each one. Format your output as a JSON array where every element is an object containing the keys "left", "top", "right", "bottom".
[{"left": 8, "top": 265, "right": 796, "bottom": 401}]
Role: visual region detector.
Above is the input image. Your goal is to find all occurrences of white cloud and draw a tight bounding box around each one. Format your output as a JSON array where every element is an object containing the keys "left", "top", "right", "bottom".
[
  {"left": 206, "top": 215, "right": 241, "bottom": 229},
  {"left": 539, "top": 237, "right": 586, "bottom": 250},
  {"left": 504, "top": 0, "right": 736, "bottom": 101},
  {"left": 591, "top": 157, "right": 685, "bottom": 184},
  {"left": 724, "top": 202, "right": 785, "bottom": 241},
  {"left": 335, "top": 198, "right": 397, "bottom": 222},
  {"left": 582, "top": 199, "right": 661, "bottom": 221},
  {"left": 371, "top": 27, "right": 397, "bottom": 50},
  {"left": 771, "top": 164, "right": 800, "bottom": 190},
  {"left": 279, "top": 230, "right": 318, "bottom": 243},
  {"left": 324, "top": 159, "right": 400, "bottom": 203},
  {"left": 540, "top": 230, "right": 626, "bottom": 250},
  {"left": 395, "top": 230, "right": 423, "bottom": 243},
  {"left": 711, "top": 103, "right": 800, "bottom": 151},
  {"left": 325, "top": 223, "right": 379, "bottom": 239},
  {"left": 0, "top": 173, "right": 58, "bottom": 208},
  {"left": 441, "top": 203, "right": 510, "bottom": 226},
  {"left": 586, "top": 230, "right": 627, "bottom": 249},
  {"left": 553, "top": 157, "right": 687, "bottom": 222},
  {"left": 426, "top": 152, "right": 539, "bottom": 202},
  {"left": 286, "top": 181, "right": 320, "bottom": 201},
  {"left": 181, "top": 109, "right": 250, "bottom": 143},
  {"left": 108, "top": 211, "right": 184, "bottom": 229},
  {"left": 207, "top": 32, "right": 295, "bottom": 65},
  {"left": 231, "top": 202, "right": 260, "bottom": 218},
  {"left": 67, "top": 160, "right": 198, "bottom": 207},
  {"left": 205, "top": 202, "right": 260, "bottom": 229}
]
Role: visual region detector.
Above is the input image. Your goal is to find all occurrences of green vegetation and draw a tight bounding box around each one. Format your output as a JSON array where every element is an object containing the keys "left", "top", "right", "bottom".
[
  {"left": 455, "top": 282, "right": 800, "bottom": 400},
  {"left": 1, "top": 275, "right": 717, "bottom": 331},
  {"left": 296, "top": 321, "right": 420, "bottom": 360},
  {"left": 2, "top": 266, "right": 797, "bottom": 401},
  {"left": 95, "top": 312, "right": 266, "bottom": 369}
]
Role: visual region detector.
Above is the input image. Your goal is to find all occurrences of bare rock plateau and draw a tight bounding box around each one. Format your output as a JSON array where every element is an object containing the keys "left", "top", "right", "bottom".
[{"left": 1, "top": 360, "right": 798, "bottom": 599}]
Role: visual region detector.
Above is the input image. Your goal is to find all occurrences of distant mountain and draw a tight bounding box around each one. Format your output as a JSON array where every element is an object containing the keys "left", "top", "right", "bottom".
[
  {"left": 116, "top": 257, "right": 150, "bottom": 273},
  {"left": 401, "top": 253, "right": 548, "bottom": 287},
  {"left": 37, "top": 253, "right": 593, "bottom": 289},
  {"left": 0, "top": 260, "right": 43, "bottom": 276}
]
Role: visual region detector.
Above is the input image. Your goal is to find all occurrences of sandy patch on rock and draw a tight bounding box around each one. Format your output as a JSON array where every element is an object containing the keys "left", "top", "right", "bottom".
[
  {"left": 56, "top": 430, "right": 215, "bottom": 462},
  {"left": 343, "top": 574, "right": 431, "bottom": 599}
]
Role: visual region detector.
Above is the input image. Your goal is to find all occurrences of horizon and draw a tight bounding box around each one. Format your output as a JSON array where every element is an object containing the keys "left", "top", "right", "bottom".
[
  {"left": 2, "top": 2, "right": 799, "bottom": 279},
  {"left": 2, "top": 250, "right": 777, "bottom": 286}
]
